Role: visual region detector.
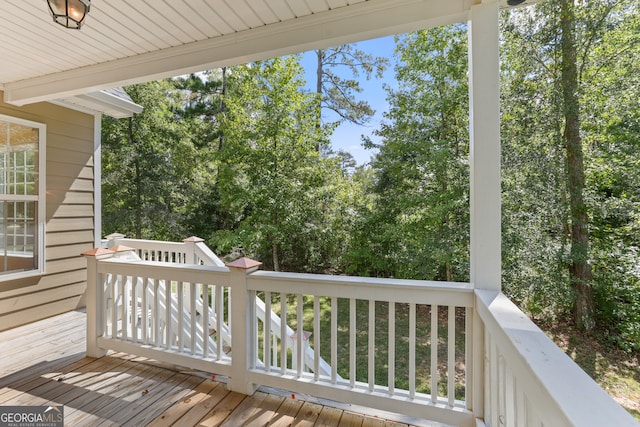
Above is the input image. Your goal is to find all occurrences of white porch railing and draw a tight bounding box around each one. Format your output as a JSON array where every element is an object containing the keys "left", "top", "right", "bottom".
[
  {"left": 475, "top": 290, "right": 638, "bottom": 427},
  {"left": 83, "top": 237, "right": 638, "bottom": 427}
]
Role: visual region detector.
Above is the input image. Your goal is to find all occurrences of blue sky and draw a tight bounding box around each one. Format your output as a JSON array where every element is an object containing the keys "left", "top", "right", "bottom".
[{"left": 299, "top": 35, "right": 398, "bottom": 166}]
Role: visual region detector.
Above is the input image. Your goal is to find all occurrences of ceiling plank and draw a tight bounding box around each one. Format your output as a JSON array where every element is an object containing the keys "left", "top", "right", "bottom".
[
  {"left": 228, "top": 0, "right": 266, "bottom": 28},
  {"left": 267, "top": 0, "right": 297, "bottom": 21},
  {"left": 179, "top": 0, "right": 228, "bottom": 36},
  {"left": 246, "top": 0, "right": 281, "bottom": 25},
  {"left": 305, "top": 0, "right": 332, "bottom": 14},
  {"left": 326, "top": 0, "right": 350, "bottom": 9},
  {"left": 122, "top": 1, "right": 197, "bottom": 44},
  {"left": 96, "top": 2, "right": 180, "bottom": 49},
  {"left": 287, "top": 0, "right": 313, "bottom": 17},
  {"left": 147, "top": 1, "right": 209, "bottom": 40}
]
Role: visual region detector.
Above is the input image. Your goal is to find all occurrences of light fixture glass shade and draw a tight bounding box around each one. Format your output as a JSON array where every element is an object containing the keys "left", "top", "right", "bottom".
[{"left": 47, "top": 0, "right": 91, "bottom": 30}]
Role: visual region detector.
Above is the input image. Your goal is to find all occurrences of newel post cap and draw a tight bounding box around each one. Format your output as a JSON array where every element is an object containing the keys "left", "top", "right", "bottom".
[
  {"left": 226, "top": 257, "right": 262, "bottom": 270},
  {"left": 183, "top": 236, "right": 205, "bottom": 243},
  {"left": 105, "top": 232, "right": 125, "bottom": 240},
  {"left": 81, "top": 247, "right": 115, "bottom": 258}
]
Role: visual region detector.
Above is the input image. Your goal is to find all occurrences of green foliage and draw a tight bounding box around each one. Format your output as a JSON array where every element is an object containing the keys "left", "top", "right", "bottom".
[
  {"left": 316, "top": 45, "right": 389, "bottom": 126},
  {"left": 213, "top": 56, "right": 357, "bottom": 272},
  {"left": 500, "top": 3, "right": 572, "bottom": 320},
  {"left": 589, "top": 106, "right": 640, "bottom": 351},
  {"left": 501, "top": 0, "right": 640, "bottom": 343},
  {"left": 102, "top": 80, "right": 199, "bottom": 240},
  {"left": 347, "top": 25, "right": 470, "bottom": 281}
]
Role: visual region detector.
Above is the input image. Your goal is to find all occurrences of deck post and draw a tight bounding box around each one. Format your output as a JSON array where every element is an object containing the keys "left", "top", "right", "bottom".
[
  {"left": 468, "top": 0, "right": 500, "bottom": 423},
  {"left": 183, "top": 236, "right": 205, "bottom": 264},
  {"left": 226, "top": 257, "right": 262, "bottom": 395},
  {"left": 183, "top": 236, "right": 205, "bottom": 313},
  {"left": 82, "top": 247, "right": 115, "bottom": 358},
  {"left": 104, "top": 232, "right": 126, "bottom": 249}
]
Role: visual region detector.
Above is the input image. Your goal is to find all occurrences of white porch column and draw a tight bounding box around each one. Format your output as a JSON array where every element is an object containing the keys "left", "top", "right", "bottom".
[
  {"left": 468, "top": 3, "right": 500, "bottom": 424},
  {"left": 93, "top": 114, "right": 102, "bottom": 248},
  {"left": 469, "top": 1, "right": 501, "bottom": 292},
  {"left": 226, "top": 257, "right": 261, "bottom": 395}
]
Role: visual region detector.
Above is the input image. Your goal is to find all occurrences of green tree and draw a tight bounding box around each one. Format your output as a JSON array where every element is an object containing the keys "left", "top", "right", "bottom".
[
  {"left": 350, "top": 25, "right": 469, "bottom": 281},
  {"left": 216, "top": 56, "right": 348, "bottom": 272},
  {"left": 560, "top": 0, "right": 595, "bottom": 330},
  {"left": 581, "top": 3, "right": 640, "bottom": 347},
  {"left": 172, "top": 70, "right": 238, "bottom": 240},
  {"left": 102, "top": 80, "right": 197, "bottom": 240},
  {"left": 314, "top": 44, "right": 389, "bottom": 127},
  {"left": 501, "top": 0, "right": 640, "bottom": 335}
]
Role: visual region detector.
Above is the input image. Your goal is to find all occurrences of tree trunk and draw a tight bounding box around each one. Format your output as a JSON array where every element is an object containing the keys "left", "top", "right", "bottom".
[
  {"left": 128, "top": 117, "right": 142, "bottom": 239},
  {"left": 316, "top": 50, "right": 323, "bottom": 98},
  {"left": 314, "top": 49, "right": 324, "bottom": 151},
  {"left": 218, "top": 67, "right": 227, "bottom": 151},
  {"left": 272, "top": 242, "right": 280, "bottom": 272},
  {"left": 560, "top": 0, "right": 594, "bottom": 330}
]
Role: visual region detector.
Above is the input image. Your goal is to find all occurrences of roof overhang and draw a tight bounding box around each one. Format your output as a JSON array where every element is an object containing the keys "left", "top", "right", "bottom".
[
  {"left": 51, "top": 89, "right": 143, "bottom": 118},
  {"left": 1, "top": 0, "right": 541, "bottom": 107}
]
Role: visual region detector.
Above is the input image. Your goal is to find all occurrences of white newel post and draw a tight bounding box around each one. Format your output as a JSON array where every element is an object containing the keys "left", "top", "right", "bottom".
[
  {"left": 105, "top": 232, "right": 125, "bottom": 249},
  {"left": 183, "top": 236, "right": 205, "bottom": 313},
  {"left": 469, "top": 1, "right": 500, "bottom": 424},
  {"left": 183, "top": 236, "right": 205, "bottom": 264},
  {"left": 82, "top": 247, "right": 115, "bottom": 358},
  {"left": 226, "top": 257, "right": 262, "bottom": 395}
]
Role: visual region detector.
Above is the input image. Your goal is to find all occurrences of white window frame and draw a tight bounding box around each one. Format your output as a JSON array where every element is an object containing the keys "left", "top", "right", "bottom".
[{"left": 0, "top": 114, "right": 46, "bottom": 281}]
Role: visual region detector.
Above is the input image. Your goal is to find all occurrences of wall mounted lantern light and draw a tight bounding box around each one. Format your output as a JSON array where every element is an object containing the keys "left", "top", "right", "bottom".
[{"left": 47, "top": 0, "right": 91, "bottom": 30}]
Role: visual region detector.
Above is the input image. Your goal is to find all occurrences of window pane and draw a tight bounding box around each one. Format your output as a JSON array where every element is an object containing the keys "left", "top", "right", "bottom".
[
  {"left": 0, "top": 121, "right": 6, "bottom": 146},
  {"left": 0, "top": 117, "right": 40, "bottom": 276},
  {"left": 0, "top": 200, "right": 37, "bottom": 273},
  {"left": 0, "top": 122, "right": 39, "bottom": 196}
]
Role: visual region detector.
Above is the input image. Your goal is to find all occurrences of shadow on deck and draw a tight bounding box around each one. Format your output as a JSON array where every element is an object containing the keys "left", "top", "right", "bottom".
[{"left": 0, "top": 310, "right": 446, "bottom": 426}]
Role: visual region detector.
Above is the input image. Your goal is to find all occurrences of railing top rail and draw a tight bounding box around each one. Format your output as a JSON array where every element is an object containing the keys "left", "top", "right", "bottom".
[
  {"left": 250, "top": 270, "right": 472, "bottom": 290},
  {"left": 102, "top": 236, "right": 226, "bottom": 267},
  {"left": 248, "top": 270, "right": 474, "bottom": 306},
  {"left": 476, "top": 290, "right": 639, "bottom": 427},
  {"left": 193, "top": 241, "right": 225, "bottom": 267},
  {"left": 97, "top": 257, "right": 231, "bottom": 284},
  {"left": 108, "top": 238, "right": 187, "bottom": 250}
]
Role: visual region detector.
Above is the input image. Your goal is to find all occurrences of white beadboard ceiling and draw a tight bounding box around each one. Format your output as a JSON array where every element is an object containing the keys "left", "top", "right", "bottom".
[{"left": 0, "top": 0, "right": 539, "bottom": 107}]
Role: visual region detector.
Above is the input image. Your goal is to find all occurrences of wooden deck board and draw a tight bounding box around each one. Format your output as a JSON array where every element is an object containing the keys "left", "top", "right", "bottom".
[
  {"left": 148, "top": 379, "right": 221, "bottom": 426},
  {"left": 106, "top": 373, "right": 205, "bottom": 426},
  {"left": 340, "top": 411, "right": 366, "bottom": 427},
  {"left": 218, "top": 390, "right": 269, "bottom": 426},
  {"left": 361, "top": 416, "right": 386, "bottom": 427},
  {"left": 195, "top": 391, "right": 247, "bottom": 427},
  {"left": 266, "top": 396, "right": 305, "bottom": 426},
  {"left": 293, "top": 401, "right": 324, "bottom": 426},
  {"left": 0, "top": 311, "right": 445, "bottom": 427},
  {"left": 317, "top": 406, "right": 345, "bottom": 426},
  {"left": 68, "top": 359, "right": 184, "bottom": 425}
]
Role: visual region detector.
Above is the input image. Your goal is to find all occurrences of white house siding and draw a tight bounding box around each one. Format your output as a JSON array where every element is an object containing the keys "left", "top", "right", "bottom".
[{"left": 0, "top": 92, "right": 95, "bottom": 330}]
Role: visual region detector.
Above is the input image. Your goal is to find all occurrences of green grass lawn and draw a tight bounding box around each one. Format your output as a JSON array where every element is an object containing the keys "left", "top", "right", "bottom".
[
  {"left": 541, "top": 321, "right": 640, "bottom": 421},
  {"left": 257, "top": 293, "right": 467, "bottom": 401}
]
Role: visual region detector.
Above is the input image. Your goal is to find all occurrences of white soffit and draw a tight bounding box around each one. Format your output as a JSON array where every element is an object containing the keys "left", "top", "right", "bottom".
[{"left": 1, "top": 0, "right": 543, "bottom": 106}]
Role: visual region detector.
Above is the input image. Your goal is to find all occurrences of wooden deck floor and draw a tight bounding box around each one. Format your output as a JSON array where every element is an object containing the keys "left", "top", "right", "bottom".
[{"left": 0, "top": 310, "right": 444, "bottom": 427}]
